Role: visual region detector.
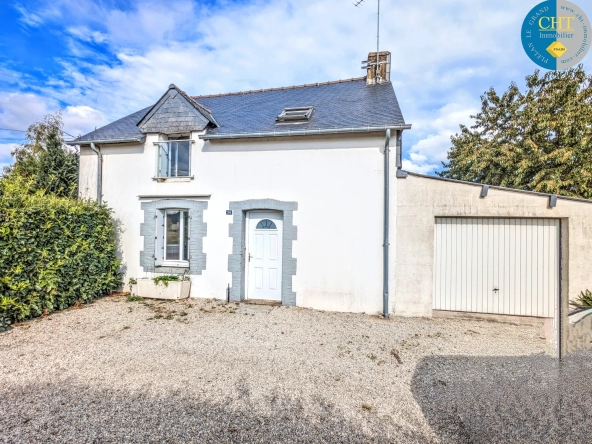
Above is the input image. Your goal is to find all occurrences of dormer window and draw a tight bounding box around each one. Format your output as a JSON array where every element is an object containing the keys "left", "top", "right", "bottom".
[
  {"left": 276, "top": 107, "right": 314, "bottom": 124},
  {"left": 155, "top": 136, "right": 192, "bottom": 178}
]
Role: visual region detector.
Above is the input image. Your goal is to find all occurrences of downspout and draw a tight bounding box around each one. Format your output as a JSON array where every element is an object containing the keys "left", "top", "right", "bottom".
[
  {"left": 395, "top": 130, "right": 407, "bottom": 178},
  {"left": 383, "top": 129, "right": 390, "bottom": 319},
  {"left": 89, "top": 142, "right": 102, "bottom": 205}
]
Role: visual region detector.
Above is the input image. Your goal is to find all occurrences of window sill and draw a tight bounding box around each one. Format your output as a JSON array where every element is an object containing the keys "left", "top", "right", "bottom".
[
  {"left": 152, "top": 176, "right": 194, "bottom": 183},
  {"left": 155, "top": 265, "right": 190, "bottom": 274},
  {"left": 158, "top": 261, "right": 189, "bottom": 268}
]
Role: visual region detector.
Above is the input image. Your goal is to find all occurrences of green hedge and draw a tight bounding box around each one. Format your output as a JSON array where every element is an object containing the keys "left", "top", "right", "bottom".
[{"left": 0, "top": 178, "right": 122, "bottom": 331}]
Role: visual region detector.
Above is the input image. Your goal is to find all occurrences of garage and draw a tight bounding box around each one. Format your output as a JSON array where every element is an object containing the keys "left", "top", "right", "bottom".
[{"left": 433, "top": 217, "right": 560, "bottom": 318}]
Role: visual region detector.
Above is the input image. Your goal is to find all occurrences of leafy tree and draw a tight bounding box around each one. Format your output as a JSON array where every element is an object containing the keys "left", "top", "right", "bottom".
[
  {"left": 34, "top": 130, "right": 79, "bottom": 197},
  {"left": 439, "top": 66, "right": 592, "bottom": 199},
  {"left": 3, "top": 111, "right": 78, "bottom": 198}
]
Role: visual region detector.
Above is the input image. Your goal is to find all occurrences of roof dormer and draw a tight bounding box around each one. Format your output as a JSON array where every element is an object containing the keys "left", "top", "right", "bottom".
[{"left": 137, "top": 84, "right": 218, "bottom": 134}]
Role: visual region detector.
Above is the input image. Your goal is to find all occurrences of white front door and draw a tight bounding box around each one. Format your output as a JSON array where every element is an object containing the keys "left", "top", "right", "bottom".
[{"left": 246, "top": 211, "right": 283, "bottom": 301}]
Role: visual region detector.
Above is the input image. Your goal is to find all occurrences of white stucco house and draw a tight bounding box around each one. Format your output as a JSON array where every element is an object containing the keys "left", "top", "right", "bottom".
[{"left": 71, "top": 52, "right": 592, "bottom": 334}]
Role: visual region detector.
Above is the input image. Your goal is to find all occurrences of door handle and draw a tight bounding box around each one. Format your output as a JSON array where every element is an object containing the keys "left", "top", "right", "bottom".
[{"left": 248, "top": 253, "right": 252, "bottom": 262}]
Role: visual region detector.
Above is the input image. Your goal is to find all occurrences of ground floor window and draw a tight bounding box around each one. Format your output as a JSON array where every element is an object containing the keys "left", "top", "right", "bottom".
[{"left": 156, "top": 209, "right": 189, "bottom": 266}]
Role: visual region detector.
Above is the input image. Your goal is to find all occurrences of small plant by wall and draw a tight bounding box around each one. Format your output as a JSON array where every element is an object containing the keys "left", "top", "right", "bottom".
[
  {"left": 571, "top": 290, "right": 592, "bottom": 309},
  {"left": 0, "top": 177, "right": 122, "bottom": 331},
  {"left": 152, "top": 274, "right": 189, "bottom": 287}
]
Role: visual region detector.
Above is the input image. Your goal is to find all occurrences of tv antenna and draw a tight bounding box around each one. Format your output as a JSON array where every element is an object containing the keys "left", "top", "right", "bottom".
[{"left": 354, "top": 0, "right": 383, "bottom": 82}]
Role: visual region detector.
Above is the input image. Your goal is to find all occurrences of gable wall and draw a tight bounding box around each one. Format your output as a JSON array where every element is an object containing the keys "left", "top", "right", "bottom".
[{"left": 139, "top": 92, "right": 209, "bottom": 134}]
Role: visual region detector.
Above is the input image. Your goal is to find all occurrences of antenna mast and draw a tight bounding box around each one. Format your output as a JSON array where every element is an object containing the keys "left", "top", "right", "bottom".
[
  {"left": 354, "top": 0, "right": 382, "bottom": 83},
  {"left": 377, "top": 0, "right": 380, "bottom": 81}
]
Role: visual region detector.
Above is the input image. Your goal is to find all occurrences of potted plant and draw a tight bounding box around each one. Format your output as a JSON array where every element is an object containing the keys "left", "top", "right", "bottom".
[{"left": 136, "top": 274, "right": 191, "bottom": 300}]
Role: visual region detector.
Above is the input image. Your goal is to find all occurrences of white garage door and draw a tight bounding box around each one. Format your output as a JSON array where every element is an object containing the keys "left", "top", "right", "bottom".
[{"left": 434, "top": 218, "right": 560, "bottom": 318}]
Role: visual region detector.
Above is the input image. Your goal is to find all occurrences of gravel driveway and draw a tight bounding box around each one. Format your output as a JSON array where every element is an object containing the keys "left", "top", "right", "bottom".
[{"left": 1, "top": 296, "right": 588, "bottom": 443}]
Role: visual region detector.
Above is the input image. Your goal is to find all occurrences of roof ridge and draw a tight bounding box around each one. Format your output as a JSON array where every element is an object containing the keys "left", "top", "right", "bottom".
[
  {"left": 193, "top": 77, "right": 367, "bottom": 99},
  {"left": 172, "top": 84, "right": 214, "bottom": 116}
]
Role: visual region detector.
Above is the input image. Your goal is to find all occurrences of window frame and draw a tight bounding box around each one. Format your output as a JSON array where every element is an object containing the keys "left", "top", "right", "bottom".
[
  {"left": 154, "top": 137, "right": 193, "bottom": 179},
  {"left": 256, "top": 219, "right": 277, "bottom": 229},
  {"left": 156, "top": 208, "right": 190, "bottom": 268},
  {"left": 275, "top": 106, "right": 314, "bottom": 124}
]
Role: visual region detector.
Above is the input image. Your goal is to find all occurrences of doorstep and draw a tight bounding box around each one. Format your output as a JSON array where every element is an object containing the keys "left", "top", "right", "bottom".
[{"left": 243, "top": 299, "right": 282, "bottom": 306}]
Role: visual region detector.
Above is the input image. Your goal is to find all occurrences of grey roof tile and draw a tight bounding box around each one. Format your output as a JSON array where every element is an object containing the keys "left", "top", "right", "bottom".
[
  {"left": 71, "top": 107, "right": 150, "bottom": 143},
  {"left": 196, "top": 78, "right": 405, "bottom": 136},
  {"left": 71, "top": 78, "right": 406, "bottom": 143}
]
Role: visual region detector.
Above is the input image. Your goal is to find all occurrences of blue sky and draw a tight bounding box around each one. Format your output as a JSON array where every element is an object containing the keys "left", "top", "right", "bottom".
[{"left": 1, "top": 0, "right": 590, "bottom": 173}]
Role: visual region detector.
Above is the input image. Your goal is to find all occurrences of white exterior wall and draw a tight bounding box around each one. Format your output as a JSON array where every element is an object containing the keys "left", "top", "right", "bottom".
[
  {"left": 79, "top": 131, "right": 395, "bottom": 314},
  {"left": 79, "top": 147, "right": 98, "bottom": 200}
]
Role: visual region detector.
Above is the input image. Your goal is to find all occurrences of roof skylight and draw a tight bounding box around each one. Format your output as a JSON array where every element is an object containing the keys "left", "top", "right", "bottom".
[{"left": 276, "top": 107, "right": 314, "bottom": 124}]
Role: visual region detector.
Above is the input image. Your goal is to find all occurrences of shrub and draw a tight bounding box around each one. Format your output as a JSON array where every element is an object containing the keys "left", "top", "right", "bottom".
[
  {"left": 571, "top": 290, "right": 592, "bottom": 310},
  {"left": 0, "top": 177, "right": 122, "bottom": 331}
]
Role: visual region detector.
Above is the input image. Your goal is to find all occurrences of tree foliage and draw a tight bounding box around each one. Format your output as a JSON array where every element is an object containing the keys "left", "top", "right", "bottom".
[
  {"left": 0, "top": 176, "right": 122, "bottom": 331},
  {"left": 0, "top": 113, "right": 120, "bottom": 331},
  {"left": 4, "top": 111, "right": 78, "bottom": 198},
  {"left": 439, "top": 66, "right": 592, "bottom": 199}
]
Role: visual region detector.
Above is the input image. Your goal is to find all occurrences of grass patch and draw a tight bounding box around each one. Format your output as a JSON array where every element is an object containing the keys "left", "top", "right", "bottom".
[{"left": 126, "top": 295, "right": 144, "bottom": 302}]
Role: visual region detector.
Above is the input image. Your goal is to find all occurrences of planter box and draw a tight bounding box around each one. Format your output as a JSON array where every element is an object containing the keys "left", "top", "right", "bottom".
[{"left": 137, "top": 279, "right": 191, "bottom": 300}]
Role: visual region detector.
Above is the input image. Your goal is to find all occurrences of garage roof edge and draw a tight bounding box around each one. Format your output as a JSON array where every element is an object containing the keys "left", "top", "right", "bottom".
[{"left": 405, "top": 171, "right": 592, "bottom": 205}]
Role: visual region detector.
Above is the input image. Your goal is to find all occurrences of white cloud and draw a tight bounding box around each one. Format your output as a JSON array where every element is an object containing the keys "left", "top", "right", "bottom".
[
  {"left": 66, "top": 26, "right": 108, "bottom": 44},
  {"left": 7, "top": 0, "right": 592, "bottom": 174},
  {"left": 40, "top": 0, "right": 530, "bottom": 120},
  {"left": 0, "top": 92, "right": 108, "bottom": 144},
  {"left": 14, "top": 4, "right": 45, "bottom": 27},
  {"left": 404, "top": 102, "right": 478, "bottom": 174},
  {"left": 0, "top": 92, "right": 53, "bottom": 130},
  {"left": 62, "top": 105, "right": 109, "bottom": 138},
  {"left": 401, "top": 159, "right": 438, "bottom": 175},
  {"left": 0, "top": 143, "right": 16, "bottom": 158},
  {"left": 14, "top": 2, "right": 61, "bottom": 27},
  {"left": 0, "top": 143, "right": 17, "bottom": 169}
]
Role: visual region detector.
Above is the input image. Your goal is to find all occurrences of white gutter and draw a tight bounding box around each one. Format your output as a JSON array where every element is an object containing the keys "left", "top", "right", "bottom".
[
  {"left": 199, "top": 124, "right": 412, "bottom": 140},
  {"left": 66, "top": 136, "right": 146, "bottom": 146}
]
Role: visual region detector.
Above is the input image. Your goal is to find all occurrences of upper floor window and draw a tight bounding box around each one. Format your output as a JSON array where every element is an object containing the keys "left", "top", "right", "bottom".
[{"left": 156, "top": 137, "right": 191, "bottom": 178}]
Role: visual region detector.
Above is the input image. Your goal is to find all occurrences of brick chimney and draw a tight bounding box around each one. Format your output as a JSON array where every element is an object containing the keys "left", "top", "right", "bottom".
[{"left": 365, "top": 51, "right": 391, "bottom": 85}]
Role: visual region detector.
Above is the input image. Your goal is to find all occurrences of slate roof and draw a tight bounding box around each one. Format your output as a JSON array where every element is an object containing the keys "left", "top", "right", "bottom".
[
  {"left": 70, "top": 77, "right": 407, "bottom": 144},
  {"left": 71, "top": 107, "right": 151, "bottom": 144},
  {"left": 196, "top": 78, "right": 406, "bottom": 137}
]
